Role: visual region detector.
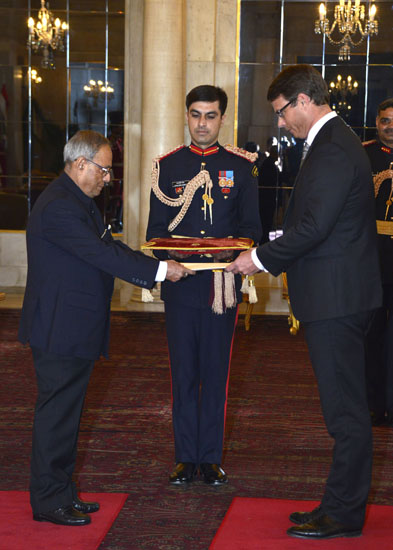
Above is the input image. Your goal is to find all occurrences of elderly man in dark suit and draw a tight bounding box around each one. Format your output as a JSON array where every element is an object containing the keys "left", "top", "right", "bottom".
[
  {"left": 19, "top": 130, "right": 193, "bottom": 526},
  {"left": 227, "top": 65, "right": 382, "bottom": 540}
]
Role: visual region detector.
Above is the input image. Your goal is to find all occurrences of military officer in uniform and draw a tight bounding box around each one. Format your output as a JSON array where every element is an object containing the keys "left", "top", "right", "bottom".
[
  {"left": 146, "top": 85, "right": 261, "bottom": 485},
  {"left": 364, "top": 97, "right": 393, "bottom": 425}
]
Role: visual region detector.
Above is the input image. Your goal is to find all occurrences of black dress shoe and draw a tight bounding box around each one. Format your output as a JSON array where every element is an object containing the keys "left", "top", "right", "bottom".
[
  {"left": 72, "top": 495, "right": 100, "bottom": 514},
  {"left": 289, "top": 505, "right": 323, "bottom": 525},
  {"left": 287, "top": 514, "right": 362, "bottom": 539},
  {"left": 169, "top": 462, "right": 197, "bottom": 485},
  {"left": 199, "top": 463, "right": 228, "bottom": 485},
  {"left": 33, "top": 505, "right": 91, "bottom": 526}
]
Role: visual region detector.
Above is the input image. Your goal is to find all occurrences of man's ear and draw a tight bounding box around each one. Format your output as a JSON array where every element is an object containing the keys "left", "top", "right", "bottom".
[
  {"left": 220, "top": 114, "right": 226, "bottom": 127},
  {"left": 75, "top": 156, "right": 84, "bottom": 170},
  {"left": 297, "top": 93, "right": 311, "bottom": 107}
]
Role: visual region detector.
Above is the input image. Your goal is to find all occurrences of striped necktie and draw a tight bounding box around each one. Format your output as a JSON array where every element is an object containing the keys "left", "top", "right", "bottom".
[{"left": 300, "top": 141, "right": 309, "bottom": 165}]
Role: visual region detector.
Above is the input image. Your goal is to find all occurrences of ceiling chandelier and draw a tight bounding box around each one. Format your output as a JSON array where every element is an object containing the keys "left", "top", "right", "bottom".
[
  {"left": 329, "top": 74, "right": 358, "bottom": 116},
  {"left": 83, "top": 80, "right": 115, "bottom": 106},
  {"left": 27, "top": 0, "right": 68, "bottom": 69},
  {"left": 315, "top": 1, "right": 378, "bottom": 61}
]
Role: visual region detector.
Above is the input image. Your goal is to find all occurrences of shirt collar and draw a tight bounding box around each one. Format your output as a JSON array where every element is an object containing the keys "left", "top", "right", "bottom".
[{"left": 306, "top": 111, "right": 337, "bottom": 147}]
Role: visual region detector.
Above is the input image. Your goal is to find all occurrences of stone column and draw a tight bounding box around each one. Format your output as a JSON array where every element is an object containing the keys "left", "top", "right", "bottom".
[
  {"left": 121, "top": 0, "right": 185, "bottom": 308},
  {"left": 139, "top": 0, "right": 185, "bottom": 244}
]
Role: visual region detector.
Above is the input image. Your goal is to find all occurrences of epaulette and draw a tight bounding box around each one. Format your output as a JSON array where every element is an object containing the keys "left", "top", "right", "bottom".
[
  {"left": 362, "top": 139, "right": 377, "bottom": 147},
  {"left": 224, "top": 144, "right": 258, "bottom": 163},
  {"left": 157, "top": 145, "right": 185, "bottom": 162}
]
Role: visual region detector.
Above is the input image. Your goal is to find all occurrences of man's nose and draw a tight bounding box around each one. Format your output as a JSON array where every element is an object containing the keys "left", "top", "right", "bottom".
[{"left": 277, "top": 118, "right": 286, "bottom": 129}]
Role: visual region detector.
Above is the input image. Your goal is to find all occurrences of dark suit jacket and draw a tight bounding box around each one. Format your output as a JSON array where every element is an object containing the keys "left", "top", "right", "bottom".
[
  {"left": 257, "top": 115, "right": 382, "bottom": 323},
  {"left": 19, "top": 172, "right": 159, "bottom": 360}
]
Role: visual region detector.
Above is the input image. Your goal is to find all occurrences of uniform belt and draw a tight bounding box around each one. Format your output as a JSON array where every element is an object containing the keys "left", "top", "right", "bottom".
[{"left": 376, "top": 220, "right": 393, "bottom": 235}]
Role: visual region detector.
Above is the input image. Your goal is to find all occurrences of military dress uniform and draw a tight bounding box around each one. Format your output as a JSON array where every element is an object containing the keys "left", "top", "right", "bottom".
[
  {"left": 364, "top": 139, "right": 393, "bottom": 424},
  {"left": 146, "top": 142, "right": 261, "bottom": 468}
]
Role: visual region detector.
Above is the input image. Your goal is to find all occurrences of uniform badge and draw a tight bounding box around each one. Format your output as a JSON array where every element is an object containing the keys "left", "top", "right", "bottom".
[
  {"left": 218, "top": 170, "right": 234, "bottom": 195},
  {"left": 252, "top": 165, "right": 259, "bottom": 177},
  {"left": 172, "top": 180, "right": 189, "bottom": 195}
]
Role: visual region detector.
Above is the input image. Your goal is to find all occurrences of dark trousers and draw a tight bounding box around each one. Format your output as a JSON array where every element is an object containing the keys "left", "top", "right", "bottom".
[
  {"left": 164, "top": 302, "right": 238, "bottom": 465},
  {"left": 303, "top": 311, "right": 373, "bottom": 528},
  {"left": 30, "top": 347, "right": 94, "bottom": 514},
  {"left": 365, "top": 284, "right": 393, "bottom": 414}
]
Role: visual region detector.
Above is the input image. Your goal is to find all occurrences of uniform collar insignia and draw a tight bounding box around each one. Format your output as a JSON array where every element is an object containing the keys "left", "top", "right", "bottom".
[
  {"left": 381, "top": 144, "right": 392, "bottom": 154},
  {"left": 189, "top": 143, "right": 219, "bottom": 156}
]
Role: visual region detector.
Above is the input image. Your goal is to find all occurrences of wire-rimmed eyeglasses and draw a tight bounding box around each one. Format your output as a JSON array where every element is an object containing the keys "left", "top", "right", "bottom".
[
  {"left": 275, "top": 99, "right": 295, "bottom": 119},
  {"left": 84, "top": 158, "right": 112, "bottom": 178}
]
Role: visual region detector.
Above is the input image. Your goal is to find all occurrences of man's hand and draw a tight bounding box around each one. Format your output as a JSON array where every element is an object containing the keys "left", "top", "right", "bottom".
[
  {"left": 168, "top": 250, "right": 189, "bottom": 260},
  {"left": 213, "top": 250, "right": 234, "bottom": 261},
  {"left": 165, "top": 260, "right": 195, "bottom": 282},
  {"left": 225, "top": 249, "right": 260, "bottom": 275}
]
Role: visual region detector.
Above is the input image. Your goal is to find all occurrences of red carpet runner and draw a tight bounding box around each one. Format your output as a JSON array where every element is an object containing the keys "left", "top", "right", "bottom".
[
  {"left": 210, "top": 498, "right": 393, "bottom": 549},
  {"left": 0, "top": 491, "right": 128, "bottom": 550}
]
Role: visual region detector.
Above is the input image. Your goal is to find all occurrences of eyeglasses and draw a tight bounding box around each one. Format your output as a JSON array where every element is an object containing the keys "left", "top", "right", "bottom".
[
  {"left": 84, "top": 158, "right": 112, "bottom": 178},
  {"left": 275, "top": 99, "right": 295, "bottom": 119}
]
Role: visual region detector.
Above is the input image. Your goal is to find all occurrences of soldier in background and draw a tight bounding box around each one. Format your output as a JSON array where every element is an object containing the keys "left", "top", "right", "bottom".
[{"left": 364, "top": 97, "right": 393, "bottom": 425}]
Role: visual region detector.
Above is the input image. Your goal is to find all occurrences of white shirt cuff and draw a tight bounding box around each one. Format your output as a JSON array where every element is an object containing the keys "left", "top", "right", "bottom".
[
  {"left": 251, "top": 248, "right": 267, "bottom": 272},
  {"left": 155, "top": 261, "right": 168, "bottom": 282}
]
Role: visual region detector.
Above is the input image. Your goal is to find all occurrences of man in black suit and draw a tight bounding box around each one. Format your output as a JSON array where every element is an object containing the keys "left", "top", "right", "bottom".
[
  {"left": 226, "top": 65, "right": 382, "bottom": 539},
  {"left": 19, "top": 130, "right": 193, "bottom": 526}
]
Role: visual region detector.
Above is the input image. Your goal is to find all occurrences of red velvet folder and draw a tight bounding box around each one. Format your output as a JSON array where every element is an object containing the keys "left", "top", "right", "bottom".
[{"left": 141, "top": 237, "right": 254, "bottom": 255}]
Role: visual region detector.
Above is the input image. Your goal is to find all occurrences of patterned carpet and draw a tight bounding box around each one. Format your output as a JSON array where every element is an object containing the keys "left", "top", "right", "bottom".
[{"left": 1, "top": 309, "right": 393, "bottom": 549}]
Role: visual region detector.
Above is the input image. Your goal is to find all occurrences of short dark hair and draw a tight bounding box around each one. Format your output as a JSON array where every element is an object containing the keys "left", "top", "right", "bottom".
[
  {"left": 267, "top": 64, "right": 329, "bottom": 106},
  {"left": 186, "top": 85, "right": 228, "bottom": 115},
  {"left": 378, "top": 98, "right": 393, "bottom": 116}
]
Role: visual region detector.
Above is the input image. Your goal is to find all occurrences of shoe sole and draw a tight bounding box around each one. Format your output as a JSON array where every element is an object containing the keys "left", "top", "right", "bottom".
[
  {"left": 288, "top": 531, "right": 362, "bottom": 540},
  {"left": 33, "top": 516, "right": 91, "bottom": 526}
]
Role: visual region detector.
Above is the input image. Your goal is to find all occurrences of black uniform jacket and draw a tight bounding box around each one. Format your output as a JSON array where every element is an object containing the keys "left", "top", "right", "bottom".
[
  {"left": 257, "top": 116, "right": 382, "bottom": 323},
  {"left": 19, "top": 172, "right": 159, "bottom": 360},
  {"left": 364, "top": 139, "right": 393, "bottom": 284},
  {"left": 146, "top": 143, "right": 262, "bottom": 308}
]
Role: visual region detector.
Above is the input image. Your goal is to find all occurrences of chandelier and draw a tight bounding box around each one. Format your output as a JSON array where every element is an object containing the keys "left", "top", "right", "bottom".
[
  {"left": 27, "top": 0, "right": 68, "bottom": 69},
  {"left": 315, "top": 1, "right": 378, "bottom": 61},
  {"left": 329, "top": 74, "right": 358, "bottom": 116},
  {"left": 29, "top": 68, "right": 43, "bottom": 85},
  {"left": 84, "top": 80, "right": 115, "bottom": 106}
]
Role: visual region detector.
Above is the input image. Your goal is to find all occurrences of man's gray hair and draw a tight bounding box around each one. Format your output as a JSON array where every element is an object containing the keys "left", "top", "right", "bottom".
[{"left": 63, "top": 130, "right": 110, "bottom": 164}]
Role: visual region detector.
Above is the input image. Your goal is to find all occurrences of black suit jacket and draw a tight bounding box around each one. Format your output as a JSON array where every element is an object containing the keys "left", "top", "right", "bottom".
[
  {"left": 19, "top": 172, "right": 159, "bottom": 360},
  {"left": 257, "top": 116, "right": 382, "bottom": 322}
]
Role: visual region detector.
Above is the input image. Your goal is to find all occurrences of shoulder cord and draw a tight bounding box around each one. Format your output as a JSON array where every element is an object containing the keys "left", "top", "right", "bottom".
[
  {"left": 224, "top": 144, "right": 258, "bottom": 163},
  {"left": 151, "top": 150, "right": 213, "bottom": 232},
  {"left": 373, "top": 169, "right": 393, "bottom": 221}
]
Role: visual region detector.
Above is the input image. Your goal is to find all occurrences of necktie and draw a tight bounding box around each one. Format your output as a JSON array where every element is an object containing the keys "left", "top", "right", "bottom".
[{"left": 300, "top": 141, "right": 309, "bottom": 165}]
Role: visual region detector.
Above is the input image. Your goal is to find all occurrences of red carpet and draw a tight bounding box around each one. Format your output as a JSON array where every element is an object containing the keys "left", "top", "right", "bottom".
[
  {"left": 210, "top": 498, "right": 393, "bottom": 549},
  {"left": 0, "top": 491, "right": 128, "bottom": 550}
]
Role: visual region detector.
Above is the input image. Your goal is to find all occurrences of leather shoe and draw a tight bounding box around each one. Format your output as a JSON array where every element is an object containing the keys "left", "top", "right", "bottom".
[
  {"left": 199, "top": 463, "right": 228, "bottom": 485},
  {"left": 72, "top": 495, "right": 100, "bottom": 514},
  {"left": 287, "top": 514, "right": 362, "bottom": 539},
  {"left": 169, "top": 462, "right": 197, "bottom": 485},
  {"left": 33, "top": 505, "right": 91, "bottom": 526},
  {"left": 289, "top": 505, "right": 322, "bottom": 525}
]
